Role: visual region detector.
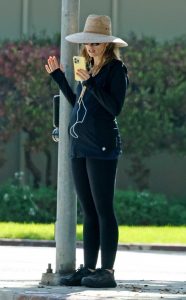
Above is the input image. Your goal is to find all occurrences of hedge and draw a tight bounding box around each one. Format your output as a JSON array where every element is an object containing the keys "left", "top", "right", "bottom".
[{"left": 0, "top": 182, "right": 185, "bottom": 225}]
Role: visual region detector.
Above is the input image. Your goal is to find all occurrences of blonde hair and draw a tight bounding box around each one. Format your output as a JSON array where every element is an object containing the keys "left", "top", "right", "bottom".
[{"left": 80, "top": 43, "right": 121, "bottom": 74}]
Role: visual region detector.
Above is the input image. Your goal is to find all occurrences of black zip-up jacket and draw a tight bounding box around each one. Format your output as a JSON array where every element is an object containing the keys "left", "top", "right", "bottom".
[{"left": 50, "top": 58, "right": 128, "bottom": 159}]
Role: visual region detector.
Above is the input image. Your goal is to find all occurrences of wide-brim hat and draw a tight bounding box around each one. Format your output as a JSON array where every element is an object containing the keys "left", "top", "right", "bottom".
[{"left": 65, "top": 14, "right": 128, "bottom": 48}]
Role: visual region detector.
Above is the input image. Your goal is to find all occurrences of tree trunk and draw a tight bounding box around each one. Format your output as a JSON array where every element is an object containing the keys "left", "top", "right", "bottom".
[
  {"left": 127, "top": 155, "right": 150, "bottom": 190},
  {"left": 44, "top": 148, "right": 52, "bottom": 186},
  {"left": 24, "top": 148, "right": 41, "bottom": 188}
]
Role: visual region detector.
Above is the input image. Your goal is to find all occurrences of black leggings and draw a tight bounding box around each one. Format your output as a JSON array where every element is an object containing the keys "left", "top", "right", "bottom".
[{"left": 71, "top": 157, "right": 118, "bottom": 270}]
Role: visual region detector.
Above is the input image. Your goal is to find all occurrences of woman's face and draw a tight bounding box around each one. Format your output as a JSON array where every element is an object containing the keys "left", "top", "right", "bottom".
[{"left": 84, "top": 43, "right": 108, "bottom": 59}]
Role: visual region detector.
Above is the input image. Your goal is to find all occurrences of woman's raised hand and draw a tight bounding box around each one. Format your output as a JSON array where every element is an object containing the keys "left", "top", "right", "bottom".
[
  {"left": 45, "top": 56, "right": 64, "bottom": 74},
  {"left": 76, "top": 69, "right": 90, "bottom": 81}
]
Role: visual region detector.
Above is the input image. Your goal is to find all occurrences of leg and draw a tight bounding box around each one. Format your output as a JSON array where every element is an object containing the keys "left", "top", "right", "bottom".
[
  {"left": 71, "top": 158, "right": 100, "bottom": 269},
  {"left": 86, "top": 158, "right": 118, "bottom": 270}
]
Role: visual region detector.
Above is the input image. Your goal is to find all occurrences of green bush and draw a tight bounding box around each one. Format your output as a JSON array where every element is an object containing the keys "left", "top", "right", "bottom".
[
  {"left": 0, "top": 179, "right": 186, "bottom": 225},
  {"left": 114, "top": 190, "right": 167, "bottom": 225},
  {"left": 168, "top": 204, "right": 186, "bottom": 225},
  {"left": 118, "top": 35, "right": 186, "bottom": 189},
  {"left": 0, "top": 180, "right": 56, "bottom": 223},
  {"left": 114, "top": 189, "right": 186, "bottom": 225},
  {"left": 0, "top": 39, "right": 59, "bottom": 187},
  {"left": 120, "top": 34, "right": 186, "bottom": 156}
]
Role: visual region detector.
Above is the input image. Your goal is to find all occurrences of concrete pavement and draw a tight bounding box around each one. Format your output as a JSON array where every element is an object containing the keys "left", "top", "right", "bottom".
[{"left": 0, "top": 245, "right": 186, "bottom": 299}]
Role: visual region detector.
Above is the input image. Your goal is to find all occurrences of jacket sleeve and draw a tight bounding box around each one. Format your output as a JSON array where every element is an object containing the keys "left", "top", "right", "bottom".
[
  {"left": 83, "top": 61, "right": 128, "bottom": 116},
  {"left": 50, "top": 68, "right": 76, "bottom": 107}
]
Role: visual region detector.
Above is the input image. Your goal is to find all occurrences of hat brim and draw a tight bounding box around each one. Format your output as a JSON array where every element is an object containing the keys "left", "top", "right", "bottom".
[{"left": 65, "top": 32, "right": 128, "bottom": 48}]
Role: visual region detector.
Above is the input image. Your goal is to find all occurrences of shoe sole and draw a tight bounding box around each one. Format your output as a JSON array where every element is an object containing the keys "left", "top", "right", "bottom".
[
  {"left": 81, "top": 279, "right": 117, "bottom": 288},
  {"left": 60, "top": 282, "right": 82, "bottom": 286},
  {"left": 60, "top": 278, "right": 82, "bottom": 286}
]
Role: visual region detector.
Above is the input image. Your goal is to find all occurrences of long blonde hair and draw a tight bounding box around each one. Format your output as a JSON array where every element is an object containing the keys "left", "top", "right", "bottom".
[{"left": 80, "top": 43, "right": 121, "bottom": 74}]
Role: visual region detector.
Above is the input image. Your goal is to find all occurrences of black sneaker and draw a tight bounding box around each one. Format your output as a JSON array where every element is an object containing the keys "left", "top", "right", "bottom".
[
  {"left": 60, "top": 265, "right": 92, "bottom": 286},
  {"left": 81, "top": 268, "right": 117, "bottom": 288}
]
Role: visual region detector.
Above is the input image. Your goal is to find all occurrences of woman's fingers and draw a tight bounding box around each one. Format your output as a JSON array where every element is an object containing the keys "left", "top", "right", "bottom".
[
  {"left": 45, "top": 56, "right": 60, "bottom": 73},
  {"left": 53, "top": 56, "right": 60, "bottom": 69},
  {"left": 76, "top": 69, "right": 90, "bottom": 81},
  {"left": 45, "top": 64, "right": 51, "bottom": 74},
  {"left": 48, "top": 57, "right": 56, "bottom": 70}
]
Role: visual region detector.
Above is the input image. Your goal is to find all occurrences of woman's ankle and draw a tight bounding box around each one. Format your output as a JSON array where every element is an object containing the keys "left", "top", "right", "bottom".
[
  {"left": 105, "top": 269, "right": 114, "bottom": 274},
  {"left": 87, "top": 268, "right": 95, "bottom": 272}
]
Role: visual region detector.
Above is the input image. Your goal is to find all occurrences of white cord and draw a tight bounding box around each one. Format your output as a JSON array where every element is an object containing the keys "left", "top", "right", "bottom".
[{"left": 69, "top": 85, "right": 87, "bottom": 139}]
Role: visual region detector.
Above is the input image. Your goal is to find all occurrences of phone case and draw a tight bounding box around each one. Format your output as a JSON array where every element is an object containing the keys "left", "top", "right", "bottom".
[{"left": 73, "top": 56, "right": 86, "bottom": 81}]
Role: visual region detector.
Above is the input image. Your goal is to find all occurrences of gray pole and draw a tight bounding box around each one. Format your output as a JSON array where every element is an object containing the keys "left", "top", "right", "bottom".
[
  {"left": 22, "top": 0, "right": 29, "bottom": 36},
  {"left": 41, "top": 0, "right": 80, "bottom": 285},
  {"left": 55, "top": 0, "right": 80, "bottom": 274},
  {"left": 111, "top": 0, "right": 118, "bottom": 35},
  {"left": 19, "top": 0, "right": 29, "bottom": 185}
]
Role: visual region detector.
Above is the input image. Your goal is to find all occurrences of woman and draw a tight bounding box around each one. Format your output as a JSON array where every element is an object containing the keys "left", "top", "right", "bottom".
[{"left": 45, "top": 14, "right": 128, "bottom": 288}]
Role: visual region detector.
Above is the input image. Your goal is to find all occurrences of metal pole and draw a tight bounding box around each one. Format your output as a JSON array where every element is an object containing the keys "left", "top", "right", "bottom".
[
  {"left": 55, "top": 0, "right": 80, "bottom": 274},
  {"left": 111, "top": 0, "right": 118, "bottom": 35},
  {"left": 41, "top": 0, "right": 79, "bottom": 285},
  {"left": 22, "top": 0, "right": 29, "bottom": 36},
  {"left": 19, "top": 0, "right": 29, "bottom": 185}
]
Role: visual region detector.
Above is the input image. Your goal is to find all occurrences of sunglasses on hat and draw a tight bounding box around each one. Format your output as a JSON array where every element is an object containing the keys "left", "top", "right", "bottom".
[{"left": 83, "top": 43, "right": 101, "bottom": 46}]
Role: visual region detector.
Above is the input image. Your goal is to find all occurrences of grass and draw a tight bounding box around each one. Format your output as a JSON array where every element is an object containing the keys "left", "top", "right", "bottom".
[
  {"left": 118, "top": 226, "right": 186, "bottom": 244},
  {"left": 0, "top": 222, "right": 55, "bottom": 240},
  {"left": 0, "top": 222, "right": 186, "bottom": 244}
]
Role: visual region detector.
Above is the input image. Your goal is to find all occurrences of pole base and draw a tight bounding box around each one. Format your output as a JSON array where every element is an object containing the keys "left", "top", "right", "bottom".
[
  {"left": 40, "top": 272, "right": 61, "bottom": 286},
  {"left": 40, "top": 263, "right": 61, "bottom": 286},
  {"left": 40, "top": 263, "right": 74, "bottom": 286}
]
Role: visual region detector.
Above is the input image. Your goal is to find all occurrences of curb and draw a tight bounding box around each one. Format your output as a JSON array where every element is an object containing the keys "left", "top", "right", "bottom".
[{"left": 0, "top": 238, "right": 186, "bottom": 252}]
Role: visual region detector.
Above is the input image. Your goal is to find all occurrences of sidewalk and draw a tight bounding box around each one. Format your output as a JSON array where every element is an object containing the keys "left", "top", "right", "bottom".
[
  {"left": 0, "top": 245, "right": 186, "bottom": 299},
  {"left": 1, "top": 280, "right": 186, "bottom": 300}
]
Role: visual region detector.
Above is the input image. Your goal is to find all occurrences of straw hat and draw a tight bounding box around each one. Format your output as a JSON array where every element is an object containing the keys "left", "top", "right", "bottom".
[{"left": 65, "top": 14, "right": 128, "bottom": 48}]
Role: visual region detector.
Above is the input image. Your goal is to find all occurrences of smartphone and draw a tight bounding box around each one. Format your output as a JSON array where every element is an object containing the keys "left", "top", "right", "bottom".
[{"left": 73, "top": 56, "right": 86, "bottom": 81}]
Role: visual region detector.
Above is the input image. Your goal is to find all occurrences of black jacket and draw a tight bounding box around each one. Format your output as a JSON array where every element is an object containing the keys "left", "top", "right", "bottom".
[{"left": 51, "top": 58, "right": 128, "bottom": 159}]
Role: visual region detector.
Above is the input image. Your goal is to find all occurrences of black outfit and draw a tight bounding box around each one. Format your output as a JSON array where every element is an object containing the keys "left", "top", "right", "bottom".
[
  {"left": 71, "top": 157, "right": 118, "bottom": 269},
  {"left": 51, "top": 58, "right": 128, "bottom": 272},
  {"left": 51, "top": 59, "right": 128, "bottom": 159}
]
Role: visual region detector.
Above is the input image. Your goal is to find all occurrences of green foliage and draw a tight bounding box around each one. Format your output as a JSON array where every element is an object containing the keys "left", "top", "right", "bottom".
[
  {"left": 0, "top": 175, "right": 56, "bottom": 223},
  {"left": 0, "top": 176, "right": 185, "bottom": 225},
  {"left": 118, "top": 34, "right": 186, "bottom": 189},
  {"left": 0, "top": 34, "right": 185, "bottom": 188},
  {"left": 168, "top": 204, "right": 186, "bottom": 225},
  {"left": 119, "top": 34, "right": 186, "bottom": 156},
  {"left": 114, "top": 189, "right": 186, "bottom": 225},
  {"left": 0, "top": 37, "right": 60, "bottom": 186},
  {"left": 0, "top": 39, "right": 59, "bottom": 150},
  {"left": 115, "top": 190, "right": 174, "bottom": 225}
]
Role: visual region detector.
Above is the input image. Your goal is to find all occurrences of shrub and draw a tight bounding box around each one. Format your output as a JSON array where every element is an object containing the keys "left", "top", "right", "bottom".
[
  {"left": 168, "top": 204, "right": 186, "bottom": 225},
  {"left": 118, "top": 34, "right": 186, "bottom": 189},
  {"left": 0, "top": 177, "right": 56, "bottom": 223},
  {"left": 0, "top": 38, "right": 59, "bottom": 187},
  {"left": 114, "top": 190, "right": 169, "bottom": 225},
  {"left": 0, "top": 178, "right": 185, "bottom": 225}
]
